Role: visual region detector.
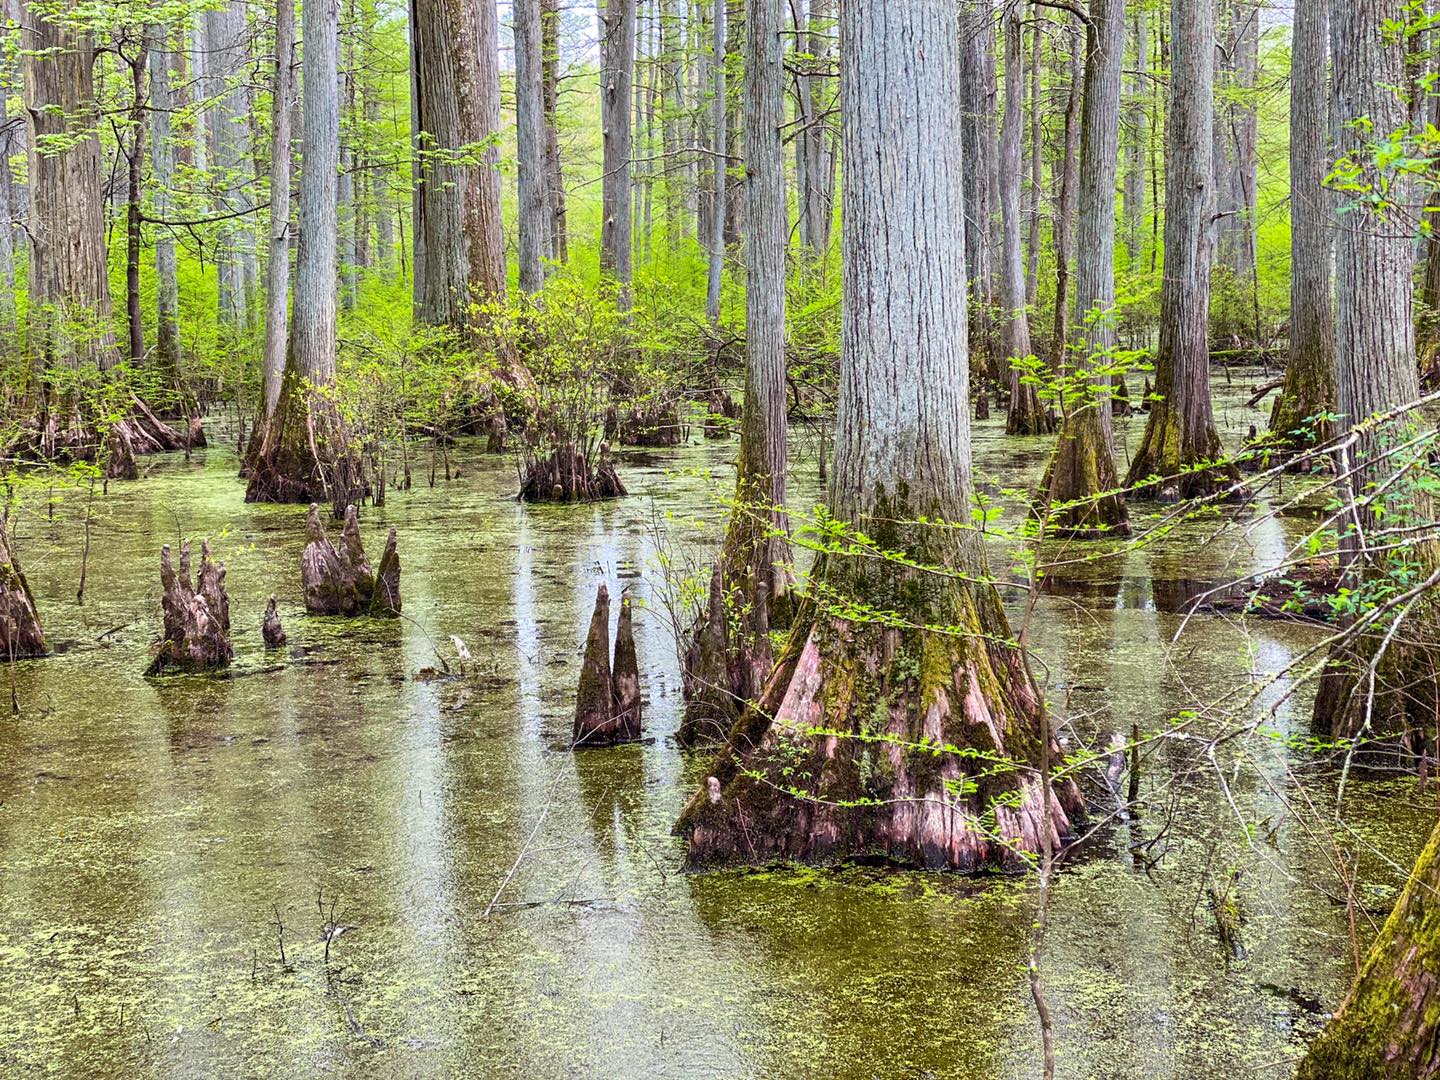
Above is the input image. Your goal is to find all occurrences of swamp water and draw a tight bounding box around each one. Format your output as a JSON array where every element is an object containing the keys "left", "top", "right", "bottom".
[{"left": 0, "top": 369, "right": 1430, "bottom": 1079}]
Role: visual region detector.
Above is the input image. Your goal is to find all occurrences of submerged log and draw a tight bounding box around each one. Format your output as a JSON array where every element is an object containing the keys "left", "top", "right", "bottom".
[
  {"left": 148, "top": 540, "right": 232, "bottom": 672},
  {"left": 519, "top": 442, "right": 627, "bottom": 503},
  {"left": 572, "top": 583, "right": 645, "bottom": 748},
  {"left": 262, "top": 596, "right": 286, "bottom": 647},
  {"left": 0, "top": 519, "right": 47, "bottom": 659},
  {"left": 300, "top": 503, "right": 402, "bottom": 616}
]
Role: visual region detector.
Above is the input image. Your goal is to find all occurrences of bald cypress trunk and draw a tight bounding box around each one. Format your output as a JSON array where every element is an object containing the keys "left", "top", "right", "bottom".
[
  {"left": 798, "top": 0, "right": 836, "bottom": 256},
  {"left": 206, "top": 2, "right": 252, "bottom": 329},
  {"left": 1049, "top": 22, "right": 1083, "bottom": 371},
  {"left": 146, "top": 24, "right": 181, "bottom": 384},
  {"left": 245, "top": 0, "right": 344, "bottom": 505},
  {"left": 1001, "top": 6, "right": 1051, "bottom": 435},
  {"left": 1123, "top": 9, "right": 1149, "bottom": 267},
  {"left": 410, "top": 0, "right": 508, "bottom": 330},
  {"left": 704, "top": 0, "right": 725, "bottom": 326},
  {"left": 1269, "top": 0, "right": 1336, "bottom": 456},
  {"left": 961, "top": 0, "right": 997, "bottom": 380},
  {"left": 1310, "top": 0, "right": 1436, "bottom": 747},
  {"left": 679, "top": 0, "right": 791, "bottom": 746},
  {"left": 541, "top": 0, "right": 568, "bottom": 264},
  {"left": 600, "top": 0, "right": 635, "bottom": 303},
  {"left": 1124, "top": 0, "right": 1241, "bottom": 502},
  {"left": 677, "top": 0, "right": 1082, "bottom": 872},
  {"left": 258, "top": 0, "right": 296, "bottom": 426},
  {"left": 1043, "top": 0, "right": 1130, "bottom": 538},
  {"left": 515, "top": 0, "right": 548, "bottom": 293}
]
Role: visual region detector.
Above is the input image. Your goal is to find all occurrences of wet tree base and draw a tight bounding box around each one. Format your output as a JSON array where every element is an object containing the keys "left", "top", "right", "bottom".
[
  {"left": 676, "top": 574, "right": 1084, "bottom": 872},
  {"left": 519, "top": 444, "right": 627, "bottom": 502},
  {"left": 301, "top": 504, "right": 402, "bottom": 616},
  {"left": 0, "top": 522, "right": 48, "bottom": 659}
]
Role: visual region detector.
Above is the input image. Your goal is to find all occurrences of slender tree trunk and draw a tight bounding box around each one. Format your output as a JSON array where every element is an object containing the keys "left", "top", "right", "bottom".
[
  {"left": 410, "top": 0, "right": 508, "bottom": 330},
  {"left": 1043, "top": 0, "right": 1131, "bottom": 538},
  {"left": 704, "top": 0, "right": 725, "bottom": 325},
  {"left": 125, "top": 40, "right": 149, "bottom": 366},
  {"left": 515, "top": 0, "right": 548, "bottom": 292},
  {"left": 799, "top": 0, "right": 836, "bottom": 256},
  {"left": 259, "top": 0, "right": 296, "bottom": 425},
  {"left": 961, "top": 0, "right": 997, "bottom": 381},
  {"left": 1002, "top": 7, "right": 1050, "bottom": 435},
  {"left": 1123, "top": 8, "right": 1149, "bottom": 267},
  {"left": 542, "top": 0, "right": 568, "bottom": 263},
  {"left": 1214, "top": 0, "right": 1259, "bottom": 343},
  {"left": 207, "top": 2, "right": 251, "bottom": 329},
  {"left": 1025, "top": 4, "right": 1043, "bottom": 305},
  {"left": 1049, "top": 21, "right": 1083, "bottom": 371},
  {"left": 1269, "top": 0, "right": 1335, "bottom": 456},
  {"left": 600, "top": 0, "right": 635, "bottom": 303},
  {"left": 659, "top": 0, "right": 684, "bottom": 242},
  {"left": 146, "top": 24, "right": 180, "bottom": 382},
  {"left": 245, "top": 0, "right": 343, "bottom": 505},
  {"left": 1124, "top": 0, "right": 1241, "bottom": 501},
  {"left": 677, "top": 0, "right": 1082, "bottom": 872}
]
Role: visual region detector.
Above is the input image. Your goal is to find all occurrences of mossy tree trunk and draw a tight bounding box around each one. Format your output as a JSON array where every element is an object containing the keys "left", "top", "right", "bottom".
[
  {"left": 676, "top": 0, "right": 1083, "bottom": 872},
  {"left": 1042, "top": 0, "right": 1130, "bottom": 539},
  {"left": 680, "top": 0, "right": 792, "bottom": 744},
  {"left": 1000, "top": 7, "right": 1052, "bottom": 437},
  {"left": 1123, "top": 0, "right": 1242, "bottom": 502},
  {"left": 246, "top": 0, "right": 348, "bottom": 507},
  {"left": 1311, "top": 0, "right": 1437, "bottom": 747},
  {"left": 1295, "top": 818, "right": 1440, "bottom": 1080},
  {"left": 1268, "top": 0, "right": 1335, "bottom": 458}
]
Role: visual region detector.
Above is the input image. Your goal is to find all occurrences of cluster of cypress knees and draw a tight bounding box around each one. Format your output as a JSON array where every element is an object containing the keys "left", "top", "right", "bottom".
[{"left": 2, "top": 502, "right": 646, "bottom": 752}]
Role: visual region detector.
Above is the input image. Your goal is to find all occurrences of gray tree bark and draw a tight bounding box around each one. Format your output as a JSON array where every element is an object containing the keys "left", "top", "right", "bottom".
[
  {"left": 410, "top": 0, "right": 508, "bottom": 329},
  {"left": 515, "top": 0, "right": 548, "bottom": 292},
  {"left": 1124, "top": 0, "right": 1240, "bottom": 500},
  {"left": 260, "top": 0, "right": 296, "bottom": 422},
  {"left": 705, "top": 0, "right": 725, "bottom": 325},
  {"left": 146, "top": 24, "right": 180, "bottom": 381},
  {"left": 600, "top": 0, "right": 635, "bottom": 302},
  {"left": 542, "top": 0, "right": 568, "bottom": 263},
  {"left": 1270, "top": 0, "right": 1335, "bottom": 454},
  {"left": 1049, "top": 20, "right": 1083, "bottom": 370},
  {"left": 1044, "top": 0, "right": 1130, "bottom": 537},
  {"left": 1001, "top": 5, "right": 1050, "bottom": 435},
  {"left": 677, "top": 0, "right": 1082, "bottom": 873},
  {"left": 1123, "top": 8, "right": 1149, "bottom": 266},
  {"left": 206, "top": 2, "right": 252, "bottom": 328}
]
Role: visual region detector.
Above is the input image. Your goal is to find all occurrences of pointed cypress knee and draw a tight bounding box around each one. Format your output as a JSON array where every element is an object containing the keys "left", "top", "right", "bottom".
[
  {"left": 149, "top": 539, "right": 232, "bottom": 673},
  {"left": 262, "top": 596, "right": 287, "bottom": 647},
  {"left": 573, "top": 583, "right": 614, "bottom": 747},
  {"left": 300, "top": 503, "right": 399, "bottom": 616},
  {"left": 0, "top": 520, "right": 47, "bottom": 659},
  {"left": 678, "top": 566, "right": 737, "bottom": 747},
  {"left": 610, "top": 592, "right": 643, "bottom": 742},
  {"left": 371, "top": 526, "right": 402, "bottom": 614}
]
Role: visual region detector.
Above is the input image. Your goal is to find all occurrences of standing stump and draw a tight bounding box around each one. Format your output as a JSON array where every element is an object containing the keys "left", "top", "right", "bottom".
[
  {"left": 148, "top": 540, "right": 232, "bottom": 673},
  {"left": 262, "top": 597, "right": 287, "bottom": 647},
  {"left": 519, "top": 442, "right": 628, "bottom": 502},
  {"left": 0, "top": 519, "right": 47, "bottom": 659},
  {"left": 572, "top": 584, "right": 645, "bottom": 748},
  {"left": 301, "top": 503, "right": 402, "bottom": 616}
]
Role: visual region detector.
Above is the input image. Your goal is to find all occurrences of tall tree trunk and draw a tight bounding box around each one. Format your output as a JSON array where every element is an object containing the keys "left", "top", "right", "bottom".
[
  {"left": 515, "top": 0, "right": 548, "bottom": 293},
  {"left": 1025, "top": 4, "right": 1043, "bottom": 305},
  {"left": 1214, "top": 0, "right": 1259, "bottom": 344},
  {"left": 125, "top": 39, "right": 149, "bottom": 366},
  {"left": 206, "top": 2, "right": 251, "bottom": 329},
  {"left": 245, "top": 0, "right": 343, "bottom": 505},
  {"left": 1124, "top": 0, "right": 1241, "bottom": 501},
  {"left": 1043, "top": 0, "right": 1130, "bottom": 538},
  {"left": 679, "top": 0, "right": 790, "bottom": 747},
  {"left": 961, "top": 0, "right": 997, "bottom": 381},
  {"left": 23, "top": 2, "right": 117, "bottom": 373},
  {"left": 410, "top": 0, "right": 508, "bottom": 330},
  {"left": 799, "top": 0, "right": 836, "bottom": 256},
  {"left": 1310, "top": 0, "right": 1434, "bottom": 746},
  {"left": 659, "top": 0, "right": 684, "bottom": 242},
  {"left": 1001, "top": 7, "right": 1051, "bottom": 436},
  {"left": 600, "top": 0, "right": 635, "bottom": 303},
  {"left": 1269, "top": 0, "right": 1335, "bottom": 456},
  {"left": 146, "top": 24, "right": 181, "bottom": 383},
  {"left": 541, "top": 0, "right": 568, "bottom": 263},
  {"left": 258, "top": 0, "right": 296, "bottom": 425},
  {"left": 676, "top": 0, "right": 1082, "bottom": 871},
  {"left": 1049, "top": 21, "right": 1083, "bottom": 371},
  {"left": 1123, "top": 8, "right": 1149, "bottom": 267},
  {"left": 704, "top": 0, "right": 725, "bottom": 325}
]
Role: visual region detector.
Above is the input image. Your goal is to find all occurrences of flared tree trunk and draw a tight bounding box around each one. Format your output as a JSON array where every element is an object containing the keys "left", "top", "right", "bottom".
[
  {"left": 410, "top": 0, "right": 508, "bottom": 330},
  {"left": 600, "top": 0, "right": 635, "bottom": 303},
  {"left": 1001, "top": 6, "right": 1051, "bottom": 436},
  {"left": 515, "top": 0, "right": 548, "bottom": 293},
  {"left": 245, "top": 0, "right": 343, "bottom": 505},
  {"left": 1043, "top": 0, "right": 1130, "bottom": 539},
  {"left": 1124, "top": 0, "right": 1241, "bottom": 501},
  {"left": 676, "top": 0, "right": 1083, "bottom": 872},
  {"left": 680, "top": 0, "right": 792, "bottom": 746},
  {"left": 1311, "top": 0, "right": 1436, "bottom": 746},
  {"left": 1296, "top": 818, "right": 1440, "bottom": 1079},
  {"left": 1269, "top": 0, "right": 1335, "bottom": 457}
]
